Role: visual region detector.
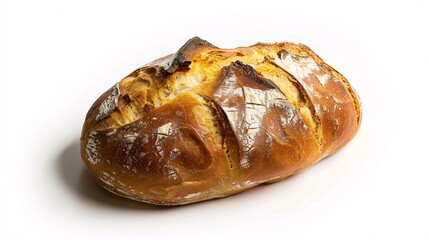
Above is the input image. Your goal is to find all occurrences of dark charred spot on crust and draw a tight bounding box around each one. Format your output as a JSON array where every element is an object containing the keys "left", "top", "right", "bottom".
[
  {"left": 228, "top": 61, "right": 279, "bottom": 90},
  {"left": 277, "top": 49, "right": 289, "bottom": 59},
  {"left": 122, "top": 94, "right": 131, "bottom": 104},
  {"left": 231, "top": 61, "right": 260, "bottom": 79},
  {"left": 179, "top": 36, "right": 218, "bottom": 52},
  {"left": 155, "top": 52, "right": 191, "bottom": 78},
  {"left": 156, "top": 37, "right": 217, "bottom": 77},
  {"left": 165, "top": 52, "right": 191, "bottom": 74}
]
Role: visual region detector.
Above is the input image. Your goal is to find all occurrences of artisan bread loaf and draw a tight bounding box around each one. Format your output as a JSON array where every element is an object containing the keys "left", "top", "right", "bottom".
[{"left": 81, "top": 37, "right": 361, "bottom": 205}]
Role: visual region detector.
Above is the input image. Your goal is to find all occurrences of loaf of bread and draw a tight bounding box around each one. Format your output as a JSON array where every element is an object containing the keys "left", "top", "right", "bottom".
[{"left": 80, "top": 37, "right": 362, "bottom": 205}]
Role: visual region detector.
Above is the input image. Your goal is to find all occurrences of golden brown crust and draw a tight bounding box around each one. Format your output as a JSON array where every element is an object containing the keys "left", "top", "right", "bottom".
[{"left": 80, "top": 37, "right": 362, "bottom": 205}]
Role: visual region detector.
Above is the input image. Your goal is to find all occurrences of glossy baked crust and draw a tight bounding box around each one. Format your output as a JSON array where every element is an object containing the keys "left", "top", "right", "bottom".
[{"left": 81, "top": 37, "right": 362, "bottom": 205}]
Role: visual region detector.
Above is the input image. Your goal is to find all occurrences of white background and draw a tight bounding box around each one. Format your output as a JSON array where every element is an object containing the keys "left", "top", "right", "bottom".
[{"left": 1, "top": 0, "right": 428, "bottom": 239}]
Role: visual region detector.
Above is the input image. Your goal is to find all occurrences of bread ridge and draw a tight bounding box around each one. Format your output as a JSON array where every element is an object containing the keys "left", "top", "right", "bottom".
[{"left": 81, "top": 37, "right": 361, "bottom": 205}]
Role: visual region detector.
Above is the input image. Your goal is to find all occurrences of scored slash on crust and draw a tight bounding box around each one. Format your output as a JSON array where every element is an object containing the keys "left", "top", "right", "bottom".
[{"left": 95, "top": 83, "right": 121, "bottom": 122}]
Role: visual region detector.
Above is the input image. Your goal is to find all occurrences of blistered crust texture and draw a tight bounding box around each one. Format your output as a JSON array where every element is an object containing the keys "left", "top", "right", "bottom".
[{"left": 81, "top": 37, "right": 362, "bottom": 205}]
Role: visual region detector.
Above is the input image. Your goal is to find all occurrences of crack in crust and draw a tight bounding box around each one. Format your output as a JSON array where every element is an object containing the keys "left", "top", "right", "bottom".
[{"left": 195, "top": 94, "right": 240, "bottom": 173}]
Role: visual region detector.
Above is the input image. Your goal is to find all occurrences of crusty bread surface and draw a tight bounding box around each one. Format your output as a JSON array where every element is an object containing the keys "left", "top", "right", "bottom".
[{"left": 81, "top": 37, "right": 361, "bottom": 205}]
